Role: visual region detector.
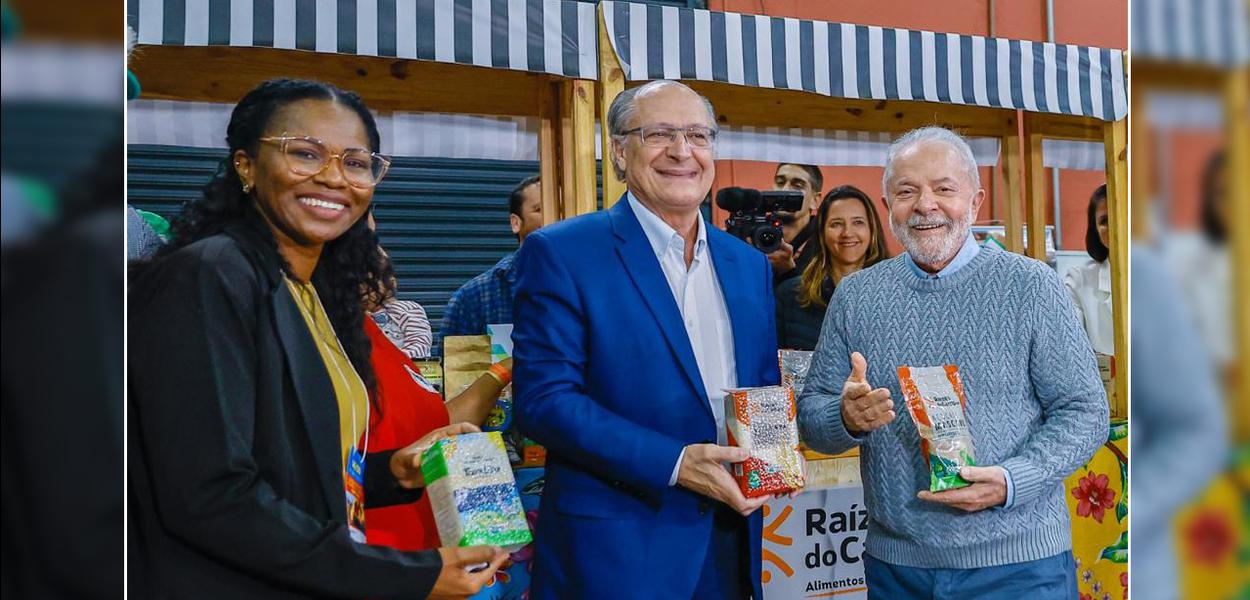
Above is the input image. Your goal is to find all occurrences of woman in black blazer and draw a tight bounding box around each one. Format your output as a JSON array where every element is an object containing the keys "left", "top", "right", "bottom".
[{"left": 128, "top": 79, "right": 505, "bottom": 599}]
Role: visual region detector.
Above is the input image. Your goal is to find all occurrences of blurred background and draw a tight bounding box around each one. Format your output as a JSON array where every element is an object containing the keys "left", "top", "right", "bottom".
[
  {"left": 0, "top": 0, "right": 123, "bottom": 598},
  {"left": 1130, "top": 1, "right": 1249, "bottom": 600}
]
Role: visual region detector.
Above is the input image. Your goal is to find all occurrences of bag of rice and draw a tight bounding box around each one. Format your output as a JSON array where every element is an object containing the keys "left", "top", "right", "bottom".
[
  {"left": 897, "top": 365, "right": 976, "bottom": 492},
  {"left": 420, "top": 431, "right": 532, "bottom": 551}
]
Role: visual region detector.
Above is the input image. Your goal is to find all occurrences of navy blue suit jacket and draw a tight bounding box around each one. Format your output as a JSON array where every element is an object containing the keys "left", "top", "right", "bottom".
[{"left": 513, "top": 197, "right": 780, "bottom": 599}]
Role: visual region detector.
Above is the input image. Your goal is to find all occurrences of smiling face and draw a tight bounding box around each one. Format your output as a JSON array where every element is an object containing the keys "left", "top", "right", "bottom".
[
  {"left": 824, "top": 197, "right": 873, "bottom": 267},
  {"left": 235, "top": 99, "right": 374, "bottom": 254},
  {"left": 885, "top": 141, "right": 984, "bottom": 271},
  {"left": 612, "top": 84, "right": 716, "bottom": 217}
]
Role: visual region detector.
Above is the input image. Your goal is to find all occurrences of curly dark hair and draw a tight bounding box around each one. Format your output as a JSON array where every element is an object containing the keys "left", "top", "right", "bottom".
[{"left": 156, "top": 78, "right": 394, "bottom": 396}]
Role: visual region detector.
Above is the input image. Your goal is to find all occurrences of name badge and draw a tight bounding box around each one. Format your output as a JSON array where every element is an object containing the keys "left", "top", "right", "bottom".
[{"left": 344, "top": 446, "right": 367, "bottom": 543}]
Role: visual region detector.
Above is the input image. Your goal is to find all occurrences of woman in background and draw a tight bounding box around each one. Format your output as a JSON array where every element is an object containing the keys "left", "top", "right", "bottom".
[
  {"left": 775, "top": 185, "right": 889, "bottom": 350},
  {"left": 1063, "top": 184, "right": 1114, "bottom": 355}
]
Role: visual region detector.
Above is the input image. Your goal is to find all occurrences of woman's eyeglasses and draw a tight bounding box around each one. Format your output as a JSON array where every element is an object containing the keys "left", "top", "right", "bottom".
[{"left": 258, "top": 135, "right": 391, "bottom": 189}]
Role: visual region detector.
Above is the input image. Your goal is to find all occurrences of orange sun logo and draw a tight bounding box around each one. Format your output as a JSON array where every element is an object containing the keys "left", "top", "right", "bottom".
[{"left": 761, "top": 503, "right": 795, "bottom": 583}]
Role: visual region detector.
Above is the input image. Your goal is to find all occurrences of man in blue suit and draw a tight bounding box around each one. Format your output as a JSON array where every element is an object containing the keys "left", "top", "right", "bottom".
[{"left": 513, "top": 80, "right": 782, "bottom": 599}]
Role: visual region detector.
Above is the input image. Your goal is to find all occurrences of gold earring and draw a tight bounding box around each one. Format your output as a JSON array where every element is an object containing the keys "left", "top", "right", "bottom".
[{"left": 242, "top": 183, "right": 251, "bottom": 193}]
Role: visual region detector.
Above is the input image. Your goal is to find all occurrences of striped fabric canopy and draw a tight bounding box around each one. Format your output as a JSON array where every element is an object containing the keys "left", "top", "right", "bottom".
[
  {"left": 127, "top": 0, "right": 598, "bottom": 79},
  {"left": 1133, "top": 0, "right": 1250, "bottom": 68},
  {"left": 602, "top": 1, "right": 1127, "bottom": 122}
]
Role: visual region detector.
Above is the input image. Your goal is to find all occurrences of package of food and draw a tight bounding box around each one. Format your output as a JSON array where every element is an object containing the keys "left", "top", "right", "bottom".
[
  {"left": 897, "top": 365, "right": 976, "bottom": 492},
  {"left": 778, "top": 350, "right": 814, "bottom": 398},
  {"left": 1096, "top": 353, "right": 1121, "bottom": 419},
  {"left": 420, "top": 431, "right": 533, "bottom": 551},
  {"left": 724, "top": 386, "right": 805, "bottom": 498}
]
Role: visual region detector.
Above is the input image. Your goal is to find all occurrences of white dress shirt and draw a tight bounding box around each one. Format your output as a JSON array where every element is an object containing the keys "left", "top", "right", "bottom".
[
  {"left": 1063, "top": 258, "right": 1114, "bottom": 355},
  {"left": 626, "top": 193, "right": 737, "bottom": 486}
]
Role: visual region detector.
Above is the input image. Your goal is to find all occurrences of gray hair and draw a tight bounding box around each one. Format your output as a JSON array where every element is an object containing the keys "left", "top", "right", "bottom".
[
  {"left": 881, "top": 126, "right": 981, "bottom": 203},
  {"left": 606, "top": 80, "right": 717, "bottom": 181}
]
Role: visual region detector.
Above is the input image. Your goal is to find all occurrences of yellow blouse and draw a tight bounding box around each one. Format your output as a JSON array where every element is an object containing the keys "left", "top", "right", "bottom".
[{"left": 284, "top": 277, "right": 370, "bottom": 472}]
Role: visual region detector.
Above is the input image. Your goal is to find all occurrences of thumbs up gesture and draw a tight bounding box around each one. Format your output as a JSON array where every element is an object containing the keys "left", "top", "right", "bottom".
[{"left": 841, "top": 352, "right": 895, "bottom": 436}]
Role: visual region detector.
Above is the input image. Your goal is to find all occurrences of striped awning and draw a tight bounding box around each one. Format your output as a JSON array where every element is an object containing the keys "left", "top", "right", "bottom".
[
  {"left": 1133, "top": 0, "right": 1250, "bottom": 68},
  {"left": 126, "top": 0, "right": 598, "bottom": 79},
  {"left": 714, "top": 128, "right": 1002, "bottom": 167},
  {"left": 602, "top": 1, "right": 1128, "bottom": 122}
]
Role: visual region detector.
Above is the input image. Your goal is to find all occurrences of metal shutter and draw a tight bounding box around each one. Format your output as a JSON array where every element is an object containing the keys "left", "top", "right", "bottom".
[{"left": 127, "top": 144, "right": 537, "bottom": 353}]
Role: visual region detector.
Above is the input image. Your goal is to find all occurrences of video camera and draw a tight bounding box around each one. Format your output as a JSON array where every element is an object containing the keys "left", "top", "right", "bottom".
[{"left": 715, "top": 187, "right": 805, "bottom": 253}]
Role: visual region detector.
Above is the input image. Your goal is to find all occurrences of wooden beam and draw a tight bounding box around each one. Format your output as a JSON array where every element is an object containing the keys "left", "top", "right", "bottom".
[
  {"left": 681, "top": 80, "right": 1018, "bottom": 138},
  {"left": 598, "top": 4, "right": 628, "bottom": 209},
  {"left": 538, "top": 81, "right": 562, "bottom": 226},
  {"left": 1102, "top": 116, "right": 1129, "bottom": 421},
  {"left": 1022, "top": 115, "right": 1049, "bottom": 261},
  {"left": 1226, "top": 67, "right": 1250, "bottom": 440},
  {"left": 1130, "top": 61, "right": 1152, "bottom": 242},
  {"left": 1132, "top": 60, "right": 1230, "bottom": 92},
  {"left": 130, "top": 45, "right": 544, "bottom": 117},
  {"left": 1019, "top": 112, "right": 1105, "bottom": 141},
  {"left": 1001, "top": 129, "right": 1025, "bottom": 254},
  {"left": 561, "top": 79, "right": 598, "bottom": 218}
]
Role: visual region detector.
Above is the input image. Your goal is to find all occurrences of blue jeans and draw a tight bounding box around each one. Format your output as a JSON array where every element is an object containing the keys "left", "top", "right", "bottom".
[{"left": 865, "top": 551, "right": 1078, "bottom": 600}]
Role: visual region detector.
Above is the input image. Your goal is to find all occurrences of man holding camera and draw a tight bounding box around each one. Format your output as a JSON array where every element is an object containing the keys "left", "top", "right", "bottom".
[
  {"left": 512, "top": 80, "right": 780, "bottom": 600},
  {"left": 768, "top": 163, "right": 824, "bottom": 284}
]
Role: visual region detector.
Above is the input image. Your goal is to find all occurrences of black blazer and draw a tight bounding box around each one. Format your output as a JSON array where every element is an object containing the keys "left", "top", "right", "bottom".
[
  {"left": 128, "top": 221, "right": 440, "bottom": 599},
  {"left": 774, "top": 274, "right": 832, "bottom": 351}
]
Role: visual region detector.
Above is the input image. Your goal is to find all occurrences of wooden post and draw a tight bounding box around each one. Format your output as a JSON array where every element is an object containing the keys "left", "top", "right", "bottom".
[
  {"left": 1001, "top": 129, "right": 1025, "bottom": 254},
  {"left": 538, "top": 80, "right": 562, "bottom": 225},
  {"left": 1226, "top": 66, "right": 1250, "bottom": 440},
  {"left": 1102, "top": 116, "right": 1129, "bottom": 420},
  {"left": 1128, "top": 56, "right": 1151, "bottom": 242},
  {"left": 1022, "top": 115, "right": 1049, "bottom": 261},
  {"left": 562, "top": 79, "right": 598, "bottom": 217},
  {"left": 598, "top": 4, "right": 627, "bottom": 208}
]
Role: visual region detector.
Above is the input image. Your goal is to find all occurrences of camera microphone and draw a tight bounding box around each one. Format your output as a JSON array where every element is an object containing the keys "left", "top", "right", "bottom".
[{"left": 714, "top": 187, "right": 763, "bottom": 212}]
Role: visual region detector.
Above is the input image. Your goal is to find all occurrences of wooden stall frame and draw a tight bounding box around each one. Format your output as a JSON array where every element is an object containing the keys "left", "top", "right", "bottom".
[
  {"left": 130, "top": 43, "right": 598, "bottom": 230},
  {"left": 598, "top": 5, "right": 628, "bottom": 209},
  {"left": 1018, "top": 100, "right": 1130, "bottom": 420},
  {"left": 1132, "top": 57, "right": 1250, "bottom": 439},
  {"left": 1228, "top": 66, "right": 1249, "bottom": 439}
]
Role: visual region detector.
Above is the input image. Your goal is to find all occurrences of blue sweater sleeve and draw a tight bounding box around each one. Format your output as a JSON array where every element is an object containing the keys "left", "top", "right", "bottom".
[{"left": 1000, "top": 267, "right": 1110, "bottom": 507}]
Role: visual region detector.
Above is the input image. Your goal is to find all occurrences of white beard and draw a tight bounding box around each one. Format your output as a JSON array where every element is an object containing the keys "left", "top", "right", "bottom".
[{"left": 891, "top": 205, "right": 975, "bottom": 268}]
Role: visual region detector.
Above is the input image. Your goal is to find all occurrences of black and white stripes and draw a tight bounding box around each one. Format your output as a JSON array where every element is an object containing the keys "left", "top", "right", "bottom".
[
  {"left": 127, "top": 0, "right": 598, "bottom": 79},
  {"left": 1133, "top": 0, "right": 1250, "bottom": 68},
  {"left": 128, "top": 0, "right": 1134, "bottom": 122},
  {"left": 602, "top": 1, "right": 1128, "bottom": 122}
]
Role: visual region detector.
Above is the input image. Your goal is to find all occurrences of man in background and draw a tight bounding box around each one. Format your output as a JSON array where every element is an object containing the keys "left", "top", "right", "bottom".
[{"left": 440, "top": 175, "right": 542, "bottom": 339}]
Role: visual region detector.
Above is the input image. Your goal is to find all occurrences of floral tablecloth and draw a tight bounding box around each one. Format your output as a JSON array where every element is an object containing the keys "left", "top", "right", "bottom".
[{"left": 1065, "top": 420, "right": 1129, "bottom": 600}]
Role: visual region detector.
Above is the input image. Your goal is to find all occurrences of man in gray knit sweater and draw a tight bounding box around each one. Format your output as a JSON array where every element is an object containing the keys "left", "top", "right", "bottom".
[{"left": 797, "top": 126, "right": 1107, "bottom": 599}]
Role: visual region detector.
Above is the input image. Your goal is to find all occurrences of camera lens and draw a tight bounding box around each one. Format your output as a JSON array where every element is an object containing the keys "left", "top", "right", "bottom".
[{"left": 754, "top": 227, "right": 781, "bottom": 253}]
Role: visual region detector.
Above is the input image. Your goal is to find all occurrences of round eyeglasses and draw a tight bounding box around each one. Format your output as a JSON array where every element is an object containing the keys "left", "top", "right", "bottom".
[{"left": 259, "top": 135, "right": 391, "bottom": 189}]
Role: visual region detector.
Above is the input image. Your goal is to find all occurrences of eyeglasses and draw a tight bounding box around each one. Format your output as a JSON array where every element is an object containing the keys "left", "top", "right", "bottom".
[
  {"left": 258, "top": 135, "right": 391, "bottom": 189},
  {"left": 618, "top": 125, "right": 717, "bottom": 148}
]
